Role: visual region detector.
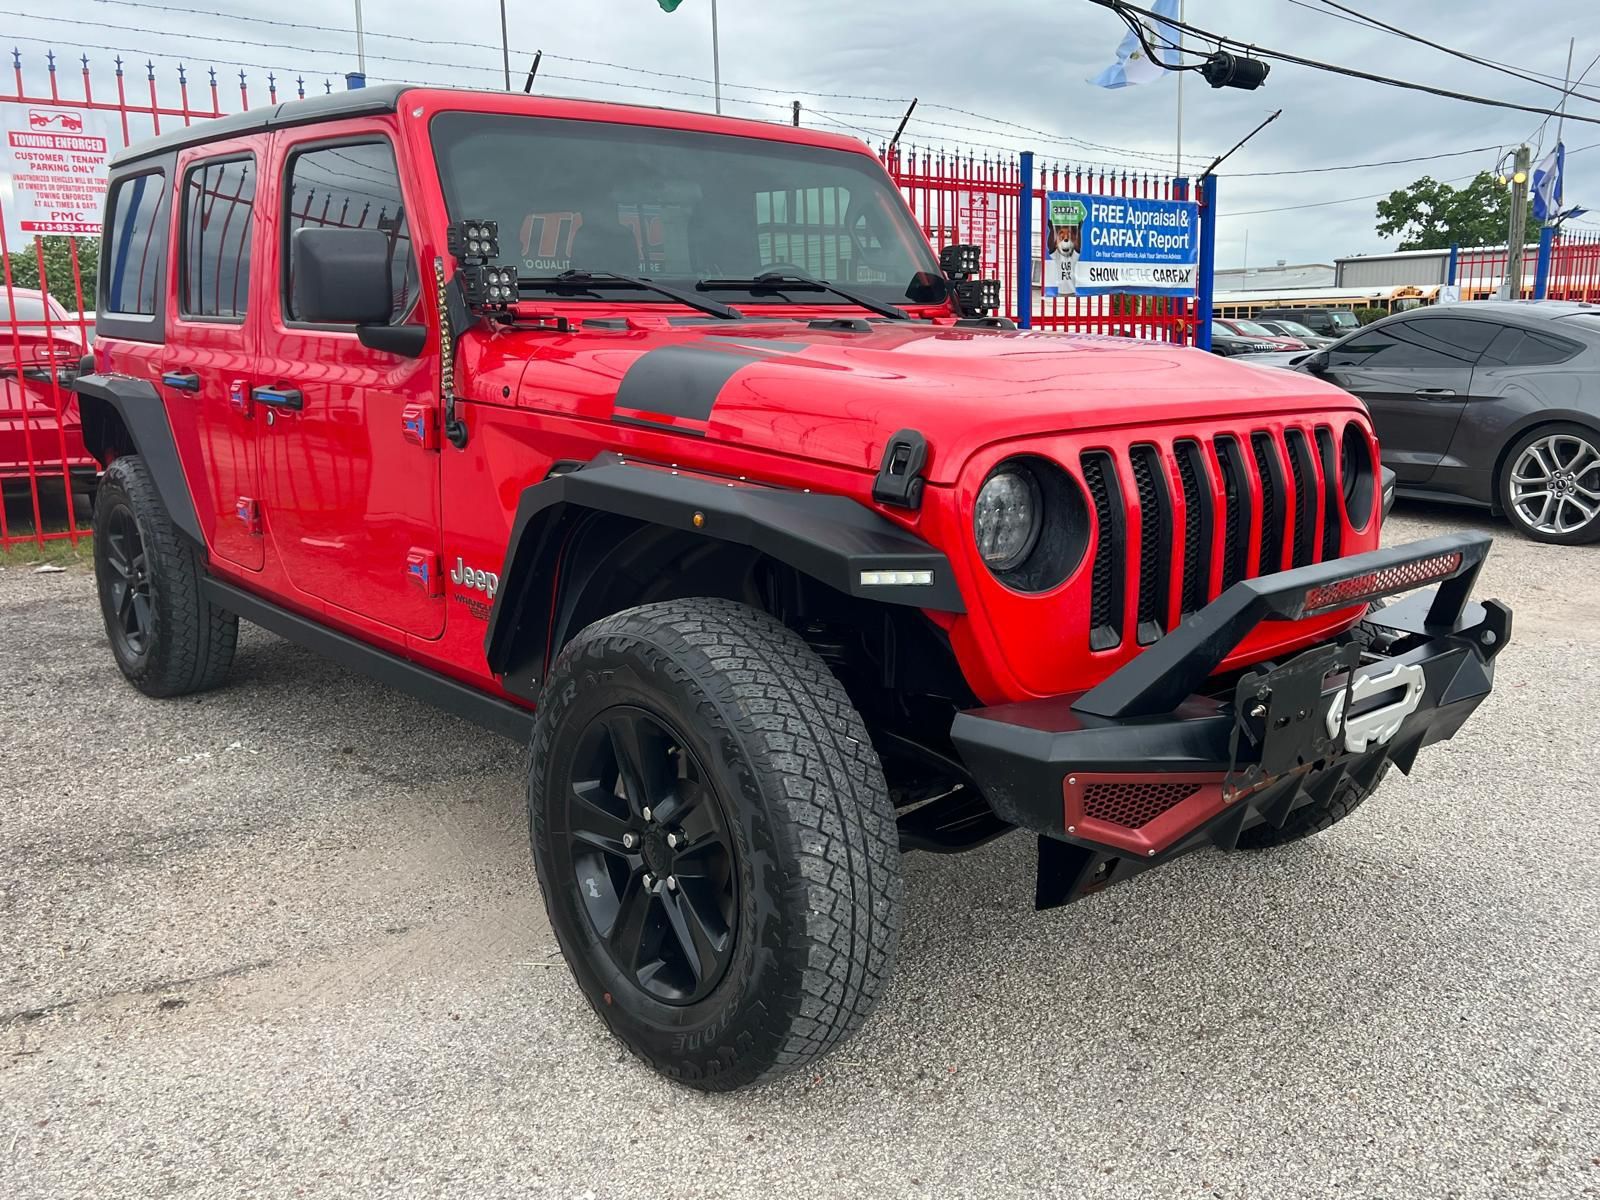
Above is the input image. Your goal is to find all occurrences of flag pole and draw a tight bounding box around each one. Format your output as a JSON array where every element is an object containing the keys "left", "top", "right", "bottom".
[
  {"left": 1556, "top": 36, "right": 1574, "bottom": 150},
  {"left": 1175, "top": 0, "right": 1185, "bottom": 177},
  {"left": 711, "top": 0, "right": 722, "bottom": 115},
  {"left": 353, "top": 0, "right": 365, "bottom": 74}
]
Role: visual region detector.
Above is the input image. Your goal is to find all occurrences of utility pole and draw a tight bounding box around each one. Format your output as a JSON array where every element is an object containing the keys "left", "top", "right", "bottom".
[
  {"left": 500, "top": 0, "right": 511, "bottom": 90},
  {"left": 1505, "top": 144, "right": 1531, "bottom": 299},
  {"left": 1174, "top": 0, "right": 1185, "bottom": 177},
  {"left": 710, "top": 0, "right": 722, "bottom": 114}
]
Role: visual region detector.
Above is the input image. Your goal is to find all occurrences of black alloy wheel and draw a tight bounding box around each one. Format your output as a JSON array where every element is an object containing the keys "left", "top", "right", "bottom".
[
  {"left": 100, "top": 501, "right": 153, "bottom": 660},
  {"left": 553, "top": 704, "right": 738, "bottom": 1006}
]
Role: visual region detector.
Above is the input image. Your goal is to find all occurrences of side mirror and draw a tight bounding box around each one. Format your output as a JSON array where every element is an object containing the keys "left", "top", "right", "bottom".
[
  {"left": 290, "top": 226, "right": 396, "bottom": 322},
  {"left": 1296, "top": 350, "right": 1329, "bottom": 373}
]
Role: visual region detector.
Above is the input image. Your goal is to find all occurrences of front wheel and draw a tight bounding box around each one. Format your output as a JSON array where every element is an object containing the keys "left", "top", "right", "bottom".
[
  {"left": 1500, "top": 424, "right": 1600, "bottom": 545},
  {"left": 528, "top": 598, "right": 903, "bottom": 1091}
]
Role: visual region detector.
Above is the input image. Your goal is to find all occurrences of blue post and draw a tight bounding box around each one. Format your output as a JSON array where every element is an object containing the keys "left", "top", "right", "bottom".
[
  {"left": 345, "top": 71, "right": 366, "bottom": 90},
  {"left": 1195, "top": 174, "right": 1217, "bottom": 351},
  {"left": 1016, "top": 151, "right": 1034, "bottom": 330},
  {"left": 1534, "top": 225, "right": 1555, "bottom": 299},
  {"left": 1446, "top": 242, "right": 1458, "bottom": 286},
  {"left": 1173, "top": 175, "right": 1190, "bottom": 344}
]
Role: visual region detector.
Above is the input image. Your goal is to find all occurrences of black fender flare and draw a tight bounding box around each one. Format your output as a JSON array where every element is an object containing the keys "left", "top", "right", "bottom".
[
  {"left": 73, "top": 372, "right": 203, "bottom": 544},
  {"left": 483, "top": 456, "right": 964, "bottom": 698}
]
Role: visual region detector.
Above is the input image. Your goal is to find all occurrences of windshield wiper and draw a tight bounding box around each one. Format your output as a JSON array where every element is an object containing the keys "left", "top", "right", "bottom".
[
  {"left": 519, "top": 269, "right": 746, "bottom": 320},
  {"left": 696, "top": 271, "right": 911, "bottom": 321}
]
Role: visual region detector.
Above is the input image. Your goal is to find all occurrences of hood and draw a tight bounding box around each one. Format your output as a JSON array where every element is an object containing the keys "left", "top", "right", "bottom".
[{"left": 497, "top": 318, "right": 1364, "bottom": 484}]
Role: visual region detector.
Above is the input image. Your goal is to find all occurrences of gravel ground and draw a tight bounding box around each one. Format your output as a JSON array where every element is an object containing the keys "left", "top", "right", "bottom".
[{"left": 2, "top": 504, "right": 1597, "bottom": 1200}]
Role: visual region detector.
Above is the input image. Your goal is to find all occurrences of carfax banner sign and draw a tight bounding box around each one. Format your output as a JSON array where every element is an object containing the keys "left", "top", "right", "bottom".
[{"left": 1042, "top": 191, "right": 1199, "bottom": 298}]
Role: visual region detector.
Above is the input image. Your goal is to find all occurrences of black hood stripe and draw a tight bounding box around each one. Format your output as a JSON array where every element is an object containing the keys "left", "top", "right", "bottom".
[{"left": 613, "top": 343, "right": 770, "bottom": 423}]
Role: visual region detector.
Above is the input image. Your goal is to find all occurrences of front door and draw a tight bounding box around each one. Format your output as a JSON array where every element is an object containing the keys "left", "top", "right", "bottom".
[
  {"left": 167, "top": 145, "right": 263, "bottom": 570},
  {"left": 1321, "top": 315, "right": 1497, "bottom": 485},
  {"left": 255, "top": 128, "right": 444, "bottom": 638}
]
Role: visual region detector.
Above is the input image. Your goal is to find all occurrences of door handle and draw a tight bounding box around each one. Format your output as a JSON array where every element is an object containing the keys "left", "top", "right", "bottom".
[
  {"left": 161, "top": 370, "right": 201, "bottom": 392},
  {"left": 1413, "top": 387, "right": 1456, "bottom": 397},
  {"left": 252, "top": 385, "right": 304, "bottom": 411}
]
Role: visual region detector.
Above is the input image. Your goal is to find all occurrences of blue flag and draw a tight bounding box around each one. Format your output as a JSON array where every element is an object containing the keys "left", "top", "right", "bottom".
[
  {"left": 1533, "top": 143, "right": 1564, "bottom": 223},
  {"left": 1089, "top": 0, "right": 1181, "bottom": 88}
]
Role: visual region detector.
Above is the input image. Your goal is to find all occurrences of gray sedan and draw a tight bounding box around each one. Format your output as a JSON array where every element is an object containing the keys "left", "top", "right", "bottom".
[{"left": 1287, "top": 301, "right": 1600, "bottom": 545}]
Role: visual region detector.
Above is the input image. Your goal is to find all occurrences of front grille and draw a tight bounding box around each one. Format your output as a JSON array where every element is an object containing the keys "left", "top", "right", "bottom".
[
  {"left": 1285, "top": 428, "right": 1318, "bottom": 568},
  {"left": 1251, "top": 432, "right": 1284, "bottom": 574},
  {"left": 1173, "top": 440, "right": 1210, "bottom": 616},
  {"left": 1081, "top": 452, "right": 1125, "bottom": 652},
  {"left": 1129, "top": 445, "right": 1171, "bottom": 644},
  {"left": 1081, "top": 424, "right": 1342, "bottom": 652},
  {"left": 1314, "top": 425, "right": 1342, "bottom": 560},
  {"left": 1083, "top": 780, "right": 1201, "bottom": 829}
]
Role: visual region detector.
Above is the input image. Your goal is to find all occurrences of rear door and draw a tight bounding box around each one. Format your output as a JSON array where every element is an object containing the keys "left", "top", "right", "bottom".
[
  {"left": 166, "top": 143, "right": 263, "bottom": 570},
  {"left": 1321, "top": 315, "right": 1497, "bottom": 484},
  {"left": 254, "top": 125, "right": 443, "bottom": 638}
]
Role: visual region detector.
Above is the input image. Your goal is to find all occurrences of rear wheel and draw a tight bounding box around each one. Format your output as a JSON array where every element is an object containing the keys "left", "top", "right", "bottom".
[
  {"left": 528, "top": 597, "right": 902, "bottom": 1091},
  {"left": 1500, "top": 424, "right": 1600, "bottom": 545},
  {"left": 92, "top": 454, "right": 237, "bottom": 696}
]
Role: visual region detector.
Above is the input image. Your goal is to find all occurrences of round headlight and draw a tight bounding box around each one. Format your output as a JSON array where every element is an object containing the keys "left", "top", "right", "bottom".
[{"left": 975, "top": 467, "right": 1042, "bottom": 570}]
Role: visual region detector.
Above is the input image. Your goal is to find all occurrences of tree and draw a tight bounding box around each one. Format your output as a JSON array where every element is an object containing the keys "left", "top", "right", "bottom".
[
  {"left": 1375, "top": 171, "right": 1540, "bottom": 250},
  {"left": 5, "top": 235, "right": 98, "bottom": 310}
]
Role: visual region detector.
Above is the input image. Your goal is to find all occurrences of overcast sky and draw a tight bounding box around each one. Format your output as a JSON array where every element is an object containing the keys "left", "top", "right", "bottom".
[{"left": 11, "top": 0, "right": 1600, "bottom": 267}]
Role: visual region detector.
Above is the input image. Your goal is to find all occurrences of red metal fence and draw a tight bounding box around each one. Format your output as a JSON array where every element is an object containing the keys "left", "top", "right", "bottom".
[
  {"left": 881, "top": 146, "right": 1200, "bottom": 343},
  {"left": 1452, "top": 231, "right": 1600, "bottom": 303},
  {"left": 0, "top": 53, "right": 338, "bottom": 553}
]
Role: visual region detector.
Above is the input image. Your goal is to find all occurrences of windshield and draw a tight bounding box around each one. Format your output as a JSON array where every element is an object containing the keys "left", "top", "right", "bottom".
[
  {"left": 1274, "top": 319, "right": 1316, "bottom": 337},
  {"left": 1230, "top": 319, "right": 1277, "bottom": 337},
  {"left": 430, "top": 112, "right": 946, "bottom": 307},
  {"left": 1329, "top": 311, "right": 1361, "bottom": 329}
]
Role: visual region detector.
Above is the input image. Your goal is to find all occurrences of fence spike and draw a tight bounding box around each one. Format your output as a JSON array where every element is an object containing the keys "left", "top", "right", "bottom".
[
  {"left": 11, "top": 49, "right": 20, "bottom": 71},
  {"left": 296, "top": 75, "right": 305, "bottom": 99},
  {"left": 145, "top": 59, "right": 155, "bottom": 81},
  {"left": 114, "top": 54, "right": 124, "bottom": 77},
  {"left": 45, "top": 49, "right": 55, "bottom": 73},
  {"left": 237, "top": 69, "right": 246, "bottom": 89},
  {"left": 80, "top": 54, "right": 89, "bottom": 71},
  {"left": 177, "top": 63, "right": 186, "bottom": 85}
]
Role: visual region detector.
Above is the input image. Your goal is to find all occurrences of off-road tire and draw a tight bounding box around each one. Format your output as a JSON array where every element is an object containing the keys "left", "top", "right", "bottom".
[
  {"left": 1233, "top": 764, "right": 1389, "bottom": 849},
  {"left": 528, "top": 597, "right": 902, "bottom": 1091},
  {"left": 92, "top": 454, "right": 237, "bottom": 697}
]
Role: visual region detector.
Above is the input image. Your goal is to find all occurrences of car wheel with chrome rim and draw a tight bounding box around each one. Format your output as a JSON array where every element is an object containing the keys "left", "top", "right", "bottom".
[{"left": 1500, "top": 424, "right": 1600, "bottom": 545}]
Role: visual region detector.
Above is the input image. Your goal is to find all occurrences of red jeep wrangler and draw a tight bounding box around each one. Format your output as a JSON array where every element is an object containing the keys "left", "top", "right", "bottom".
[{"left": 75, "top": 85, "right": 1509, "bottom": 1091}]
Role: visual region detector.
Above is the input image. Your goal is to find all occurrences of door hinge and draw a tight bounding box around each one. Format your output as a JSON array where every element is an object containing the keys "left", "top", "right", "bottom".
[
  {"left": 234, "top": 496, "right": 261, "bottom": 535},
  {"left": 401, "top": 403, "right": 439, "bottom": 451},
  {"left": 406, "top": 548, "right": 442, "bottom": 597}
]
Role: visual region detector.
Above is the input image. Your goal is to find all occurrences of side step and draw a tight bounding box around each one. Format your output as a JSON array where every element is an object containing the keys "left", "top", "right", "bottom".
[{"left": 203, "top": 577, "right": 536, "bottom": 742}]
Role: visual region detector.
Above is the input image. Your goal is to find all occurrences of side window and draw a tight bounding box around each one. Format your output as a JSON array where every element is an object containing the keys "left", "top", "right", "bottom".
[
  {"left": 180, "top": 156, "right": 256, "bottom": 320},
  {"left": 1329, "top": 319, "right": 1485, "bottom": 370},
  {"left": 283, "top": 141, "right": 417, "bottom": 325},
  {"left": 103, "top": 171, "right": 166, "bottom": 315},
  {"left": 1482, "top": 326, "right": 1581, "bottom": 367}
]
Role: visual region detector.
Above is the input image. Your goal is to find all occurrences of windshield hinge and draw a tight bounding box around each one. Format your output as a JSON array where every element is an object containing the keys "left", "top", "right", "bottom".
[{"left": 873, "top": 428, "right": 929, "bottom": 510}]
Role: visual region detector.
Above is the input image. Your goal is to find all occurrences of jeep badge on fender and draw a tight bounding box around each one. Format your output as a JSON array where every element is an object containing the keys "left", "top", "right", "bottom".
[{"left": 74, "top": 83, "right": 1509, "bottom": 1093}]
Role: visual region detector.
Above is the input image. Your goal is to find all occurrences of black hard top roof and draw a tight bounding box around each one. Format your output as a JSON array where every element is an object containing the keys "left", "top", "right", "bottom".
[{"left": 110, "top": 83, "right": 410, "bottom": 168}]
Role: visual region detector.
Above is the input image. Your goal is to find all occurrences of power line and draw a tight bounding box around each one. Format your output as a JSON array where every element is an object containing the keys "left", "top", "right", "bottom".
[
  {"left": 1284, "top": 0, "right": 1600, "bottom": 106},
  {"left": 1222, "top": 173, "right": 1482, "bottom": 217},
  {"left": 1227, "top": 144, "right": 1501, "bottom": 177},
  {"left": 1096, "top": 0, "right": 1600, "bottom": 128}
]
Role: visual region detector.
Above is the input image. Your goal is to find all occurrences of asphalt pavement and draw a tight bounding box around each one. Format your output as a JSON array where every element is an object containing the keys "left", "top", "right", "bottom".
[{"left": 2, "top": 504, "right": 1597, "bottom": 1200}]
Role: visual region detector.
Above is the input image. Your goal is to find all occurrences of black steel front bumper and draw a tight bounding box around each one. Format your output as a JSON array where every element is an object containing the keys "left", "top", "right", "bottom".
[{"left": 949, "top": 533, "right": 1510, "bottom": 908}]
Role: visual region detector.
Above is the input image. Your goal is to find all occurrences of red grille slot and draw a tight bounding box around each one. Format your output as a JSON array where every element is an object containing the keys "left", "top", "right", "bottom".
[{"left": 1082, "top": 780, "right": 1201, "bottom": 829}]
